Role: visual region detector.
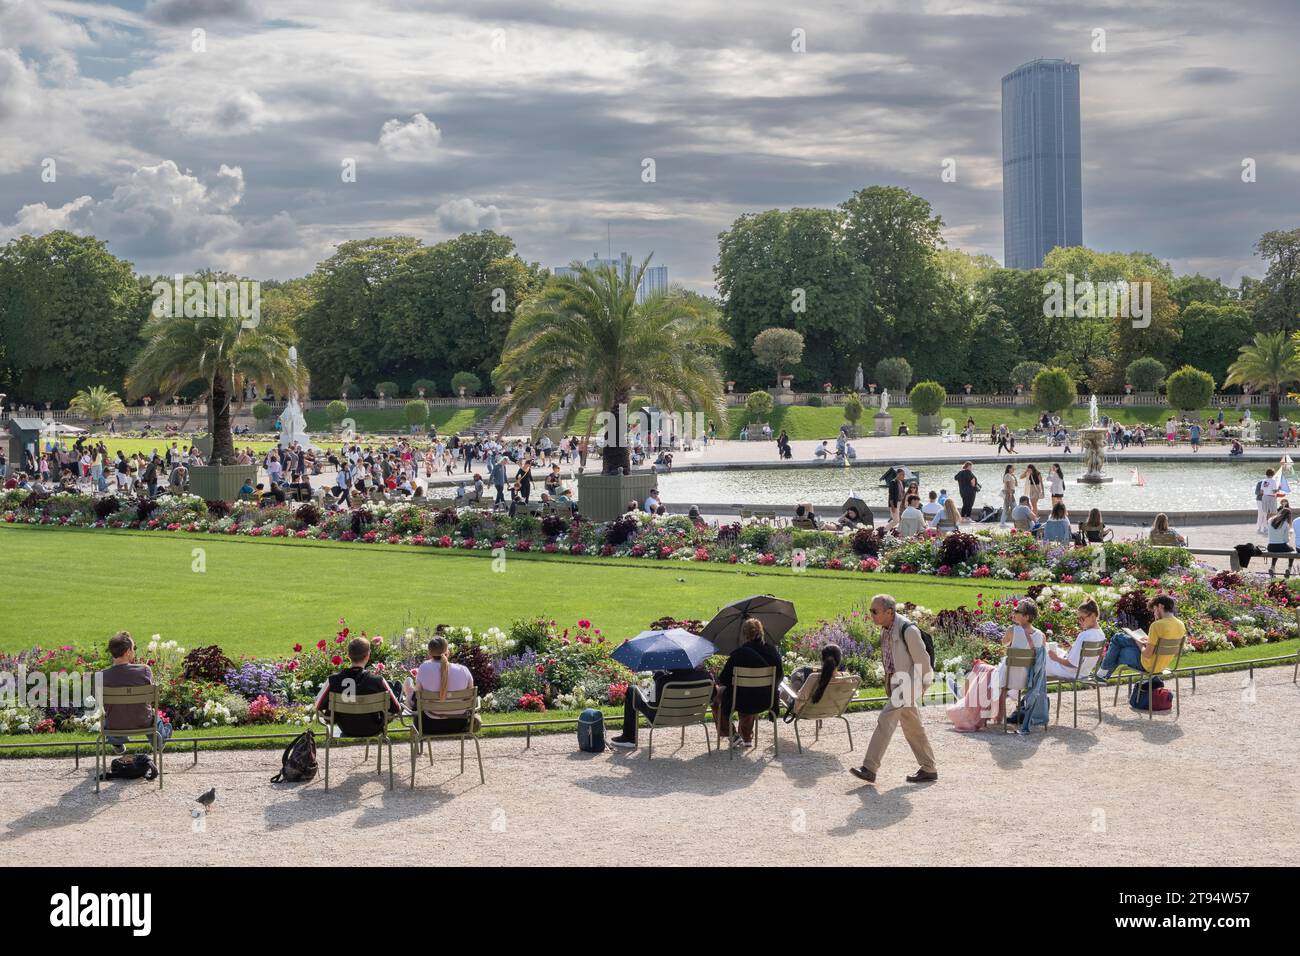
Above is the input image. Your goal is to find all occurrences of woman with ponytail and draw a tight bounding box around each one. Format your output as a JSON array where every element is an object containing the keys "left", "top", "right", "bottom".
[
  {"left": 404, "top": 633, "right": 476, "bottom": 733},
  {"left": 779, "top": 643, "right": 855, "bottom": 719}
]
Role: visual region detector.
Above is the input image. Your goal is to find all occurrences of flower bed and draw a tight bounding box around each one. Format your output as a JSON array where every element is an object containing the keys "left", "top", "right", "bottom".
[
  {"left": 2, "top": 490, "right": 1193, "bottom": 585},
  {"left": 3, "top": 569, "right": 1297, "bottom": 738}
]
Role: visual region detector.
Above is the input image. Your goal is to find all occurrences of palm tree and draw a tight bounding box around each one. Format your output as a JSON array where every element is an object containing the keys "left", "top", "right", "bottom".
[
  {"left": 493, "top": 256, "right": 730, "bottom": 474},
  {"left": 1225, "top": 331, "right": 1300, "bottom": 421},
  {"left": 126, "top": 312, "right": 306, "bottom": 465},
  {"left": 67, "top": 385, "right": 126, "bottom": 426}
]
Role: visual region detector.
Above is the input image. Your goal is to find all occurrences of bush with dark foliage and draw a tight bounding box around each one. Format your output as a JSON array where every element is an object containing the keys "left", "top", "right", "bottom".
[
  {"left": 605, "top": 515, "right": 638, "bottom": 546},
  {"left": 851, "top": 527, "right": 883, "bottom": 557},
  {"left": 451, "top": 644, "right": 499, "bottom": 695},
  {"left": 936, "top": 532, "right": 981, "bottom": 567},
  {"left": 204, "top": 499, "right": 230, "bottom": 519},
  {"left": 94, "top": 496, "right": 121, "bottom": 520},
  {"left": 184, "top": 645, "right": 235, "bottom": 682}
]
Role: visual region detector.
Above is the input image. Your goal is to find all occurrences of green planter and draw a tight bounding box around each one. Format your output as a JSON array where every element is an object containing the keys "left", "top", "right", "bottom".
[
  {"left": 188, "top": 465, "right": 257, "bottom": 503},
  {"left": 577, "top": 472, "right": 657, "bottom": 522},
  {"left": 917, "top": 413, "right": 941, "bottom": 435}
]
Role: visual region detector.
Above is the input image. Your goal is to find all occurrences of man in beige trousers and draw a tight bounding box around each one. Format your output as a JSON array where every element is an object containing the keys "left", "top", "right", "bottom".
[{"left": 851, "top": 594, "right": 938, "bottom": 784}]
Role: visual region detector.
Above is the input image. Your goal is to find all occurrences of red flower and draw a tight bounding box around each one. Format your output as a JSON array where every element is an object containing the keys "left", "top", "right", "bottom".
[
  {"left": 331, "top": 655, "right": 343, "bottom": 666},
  {"left": 316, "top": 640, "right": 327, "bottom": 650},
  {"left": 293, "top": 643, "right": 303, "bottom": 653}
]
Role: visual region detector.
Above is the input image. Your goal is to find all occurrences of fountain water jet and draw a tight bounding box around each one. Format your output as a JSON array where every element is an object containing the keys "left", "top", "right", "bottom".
[{"left": 1076, "top": 394, "right": 1113, "bottom": 484}]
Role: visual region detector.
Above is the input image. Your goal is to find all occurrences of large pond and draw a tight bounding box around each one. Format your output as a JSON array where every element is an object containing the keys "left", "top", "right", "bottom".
[{"left": 656, "top": 460, "right": 1282, "bottom": 513}]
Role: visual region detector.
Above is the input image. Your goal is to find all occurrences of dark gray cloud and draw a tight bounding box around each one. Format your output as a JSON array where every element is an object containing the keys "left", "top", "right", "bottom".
[{"left": 0, "top": 0, "right": 1296, "bottom": 288}]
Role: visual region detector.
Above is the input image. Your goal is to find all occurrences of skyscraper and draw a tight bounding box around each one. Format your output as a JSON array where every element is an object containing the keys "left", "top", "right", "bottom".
[
  {"left": 553, "top": 252, "right": 668, "bottom": 304},
  {"left": 1001, "top": 58, "right": 1083, "bottom": 269}
]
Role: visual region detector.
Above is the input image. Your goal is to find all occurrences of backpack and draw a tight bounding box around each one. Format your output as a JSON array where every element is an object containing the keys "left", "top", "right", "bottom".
[
  {"left": 1129, "top": 677, "right": 1172, "bottom": 712},
  {"left": 271, "top": 731, "right": 318, "bottom": 783},
  {"left": 99, "top": 754, "right": 157, "bottom": 781},
  {"left": 577, "top": 708, "right": 606, "bottom": 753},
  {"left": 897, "top": 616, "right": 937, "bottom": 671}
]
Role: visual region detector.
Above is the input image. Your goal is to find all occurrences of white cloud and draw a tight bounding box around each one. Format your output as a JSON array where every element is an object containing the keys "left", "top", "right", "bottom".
[
  {"left": 436, "top": 197, "right": 501, "bottom": 231},
  {"left": 168, "top": 88, "right": 271, "bottom": 136},
  {"left": 378, "top": 113, "right": 442, "bottom": 161}
]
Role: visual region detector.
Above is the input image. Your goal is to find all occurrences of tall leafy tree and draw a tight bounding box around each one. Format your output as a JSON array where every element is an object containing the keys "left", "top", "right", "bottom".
[
  {"left": 1172, "top": 301, "right": 1253, "bottom": 385},
  {"left": 127, "top": 311, "right": 307, "bottom": 465},
  {"left": 494, "top": 257, "right": 729, "bottom": 474},
  {"left": 1225, "top": 331, "right": 1300, "bottom": 421},
  {"left": 1251, "top": 229, "right": 1300, "bottom": 333},
  {"left": 0, "top": 231, "right": 148, "bottom": 403},
  {"left": 297, "top": 236, "right": 423, "bottom": 395}
]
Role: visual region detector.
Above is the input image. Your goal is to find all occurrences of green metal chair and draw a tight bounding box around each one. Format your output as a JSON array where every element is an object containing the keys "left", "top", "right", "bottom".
[
  {"left": 408, "top": 687, "right": 484, "bottom": 786},
  {"left": 1052, "top": 639, "right": 1106, "bottom": 727},
  {"left": 95, "top": 684, "right": 163, "bottom": 794},
  {"left": 788, "top": 674, "right": 860, "bottom": 753},
  {"left": 322, "top": 690, "right": 395, "bottom": 790},
  {"left": 643, "top": 680, "right": 715, "bottom": 759},
  {"left": 723, "top": 666, "right": 780, "bottom": 758},
  {"left": 1000, "top": 647, "right": 1037, "bottom": 734},
  {"left": 1110, "top": 635, "right": 1185, "bottom": 720}
]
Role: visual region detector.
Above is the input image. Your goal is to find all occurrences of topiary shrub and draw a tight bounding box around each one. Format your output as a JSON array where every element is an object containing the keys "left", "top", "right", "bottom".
[
  {"left": 251, "top": 400, "right": 272, "bottom": 422},
  {"left": 843, "top": 394, "right": 863, "bottom": 425},
  {"left": 411, "top": 378, "right": 438, "bottom": 397},
  {"left": 404, "top": 399, "right": 429, "bottom": 426},
  {"left": 1031, "top": 367, "right": 1075, "bottom": 414},
  {"left": 745, "top": 389, "right": 774, "bottom": 422},
  {"left": 1166, "top": 365, "right": 1215, "bottom": 413},
  {"left": 450, "top": 371, "right": 482, "bottom": 396},
  {"left": 375, "top": 381, "right": 399, "bottom": 399},
  {"left": 909, "top": 380, "right": 946, "bottom": 416},
  {"left": 1125, "top": 357, "right": 1168, "bottom": 392},
  {"left": 184, "top": 645, "right": 234, "bottom": 682},
  {"left": 874, "top": 357, "right": 913, "bottom": 392},
  {"left": 326, "top": 400, "right": 348, "bottom": 424}
]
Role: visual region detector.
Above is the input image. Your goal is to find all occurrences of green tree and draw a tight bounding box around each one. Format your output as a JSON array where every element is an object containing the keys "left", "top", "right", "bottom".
[
  {"left": 0, "top": 231, "right": 147, "bottom": 404},
  {"left": 298, "top": 236, "right": 423, "bottom": 396},
  {"left": 1165, "top": 366, "right": 1215, "bottom": 413},
  {"left": 908, "top": 380, "right": 945, "bottom": 416},
  {"left": 1031, "top": 367, "right": 1075, "bottom": 415},
  {"left": 842, "top": 393, "right": 863, "bottom": 426},
  {"left": 746, "top": 389, "right": 774, "bottom": 422},
  {"left": 1010, "top": 361, "right": 1045, "bottom": 390},
  {"left": 67, "top": 385, "right": 127, "bottom": 425},
  {"left": 1225, "top": 331, "right": 1300, "bottom": 421},
  {"left": 752, "top": 327, "right": 805, "bottom": 385},
  {"left": 326, "top": 400, "right": 348, "bottom": 424},
  {"left": 450, "top": 371, "right": 482, "bottom": 396},
  {"left": 411, "top": 378, "right": 438, "bottom": 397},
  {"left": 374, "top": 381, "right": 399, "bottom": 398},
  {"left": 493, "top": 256, "right": 729, "bottom": 474},
  {"left": 127, "top": 312, "right": 307, "bottom": 465},
  {"left": 874, "top": 357, "right": 912, "bottom": 391},
  {"left": 1125, "top": 357, "right": 1168, "bottom": 392},
  {"left": 1169, "top": 273, "right": 1235, "bottom": 312},
  {"left": 405, "top": 399, "right": 429, "bottom": 426},
  {"left": 1172, "top": 301, "right": 1253, "bottom": 385},
  {"left": 1251, "top": 229, "right": 1300, "bottom": 333}
]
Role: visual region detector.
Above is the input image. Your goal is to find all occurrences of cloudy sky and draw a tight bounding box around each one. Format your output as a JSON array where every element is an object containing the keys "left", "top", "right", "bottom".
[{"left": 1, "top": 0, "right": 1297, "bottom": 291}]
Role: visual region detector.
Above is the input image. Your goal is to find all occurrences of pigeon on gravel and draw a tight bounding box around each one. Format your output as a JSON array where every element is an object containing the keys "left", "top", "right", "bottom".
[{"left": 195, "top": 788, "right": 216, "bottom": 813}]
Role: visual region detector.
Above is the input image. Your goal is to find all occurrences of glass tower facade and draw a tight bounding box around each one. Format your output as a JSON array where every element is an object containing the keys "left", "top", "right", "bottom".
[
  {"left": 1001, "top": 59, "right": 1082, "bottom": 269},
  {"left": 553, "top": 253, "right": 668, "bottom": 303}
]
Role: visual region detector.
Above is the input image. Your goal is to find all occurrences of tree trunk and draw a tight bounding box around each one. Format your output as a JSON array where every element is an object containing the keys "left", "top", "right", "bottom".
[
  {"left": 601, "top": 394, "right": 631, "bottom": 475},
  {"left": 1270, "top": 389, "right": 1281, "bottom": 422},
  {"left": 210, "top": 371, "right": 236, "bottom": 464}
]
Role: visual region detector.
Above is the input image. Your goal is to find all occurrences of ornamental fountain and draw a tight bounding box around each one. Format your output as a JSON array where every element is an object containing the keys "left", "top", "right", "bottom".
[{"left": 1075, "top": 394, "right": 1112, "bottom": 484}]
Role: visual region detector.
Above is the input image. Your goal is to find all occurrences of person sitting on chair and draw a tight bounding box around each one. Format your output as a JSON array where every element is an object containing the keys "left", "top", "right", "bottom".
[
  {"left": 1091, "top": 595, "right": 1185, "bottom": 684},
  {"left": 778, "top": 643, "right": 856, "bottom": 718},
  {"left": 897, "top": 495, "right": 926, "bottom": 536},
  {"left": 98, "top": 631, "right": 173, "bottom": 755},
  {"left": 714, "top": 619, "right": 783, "bottom": 749},
  {"left": 403, "top": 635, "right": 476, "bottom": 734},
  {"left": 609, "top": 665, "right": 713, "bottom": 749},
  {"left": 314, "top": 636, "right": 402, "bottom": 736}
]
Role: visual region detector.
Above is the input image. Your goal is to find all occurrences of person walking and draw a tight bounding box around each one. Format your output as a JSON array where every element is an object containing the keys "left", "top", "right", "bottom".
[
  {"left": 954, "top": 461, "right": 980, "bottom": 519},
  {"left": 490, "top": 455, "right": 507, "bottom": 505},
  {"left": 851, "top": 594, "right": 937, "bottom": 785}
]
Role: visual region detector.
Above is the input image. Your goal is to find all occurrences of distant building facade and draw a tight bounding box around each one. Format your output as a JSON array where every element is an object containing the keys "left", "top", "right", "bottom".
[
  {"left": 1002, "top": 58, "right": 1083, "bottom": 269},
  {"left": 553, "top": 252, "right": 668, "bottom": 304}
]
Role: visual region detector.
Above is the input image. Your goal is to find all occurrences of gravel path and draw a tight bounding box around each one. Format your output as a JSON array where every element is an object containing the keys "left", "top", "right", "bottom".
[{"left": 3, "top": 669, "right": 1296, "bottom": 866}]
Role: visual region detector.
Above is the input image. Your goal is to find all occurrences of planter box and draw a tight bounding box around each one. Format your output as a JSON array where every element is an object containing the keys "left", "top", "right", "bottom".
[
  {"left": 873, "top": 412, "right": 893, "bottom": 437},
  {"left": 188, "top": 464, "right": 257, "bottom": 503},
  {"left": 842, "top": 424, "right": 860, "bottom": 439},
  {"left": 577, "top": 472, "right": 657, "bottom": 522},
  {"left": 1259, "top": 420, "right": 1287, "bottom": 443},
  {"left": 916, "top": 413, "right": 941, "bottom": 435}
]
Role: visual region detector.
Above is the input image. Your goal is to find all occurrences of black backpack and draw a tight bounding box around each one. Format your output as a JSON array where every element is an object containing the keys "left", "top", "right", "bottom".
[
  {"left": 898, "top": 616, "right": 937, "bottom": 670},
  {"left": 99, "top": 754, "right": 157, "bottom": 781},
  {"left": 577, "top": 709, "right": 606, "bottom": 753},
  {"left": 271, "top": 731, "right": 318, "bottom": 783}
]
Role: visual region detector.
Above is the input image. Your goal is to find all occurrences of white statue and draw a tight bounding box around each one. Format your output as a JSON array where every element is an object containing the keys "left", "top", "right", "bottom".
[
  {"left": 279, "top": 346, "right": 314, "bottom": 450},
  {"left": 879, "top": 388, "right": 889, "bottom": 414}
]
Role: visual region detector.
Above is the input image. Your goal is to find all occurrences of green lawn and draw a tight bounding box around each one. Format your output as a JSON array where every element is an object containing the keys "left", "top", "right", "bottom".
[
  {"left": 0, "top": 524, "right": 996, "bottom": 658},
  {"left": 722, "top": 405, "right": 1238, "bottom": 441}
]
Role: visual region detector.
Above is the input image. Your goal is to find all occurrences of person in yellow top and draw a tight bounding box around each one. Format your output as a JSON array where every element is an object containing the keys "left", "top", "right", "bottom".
[{"left": 1093, "top": 594, "right": 1185, "bottom": 682}]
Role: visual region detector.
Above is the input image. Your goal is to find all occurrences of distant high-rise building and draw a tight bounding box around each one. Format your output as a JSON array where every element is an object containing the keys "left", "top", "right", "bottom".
[
  {"left": 553, "top": 252, "right": 668, "bottom": 304},
  {"left": 1001, "top": 58, "right": 1083, "bottom": 269}
]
